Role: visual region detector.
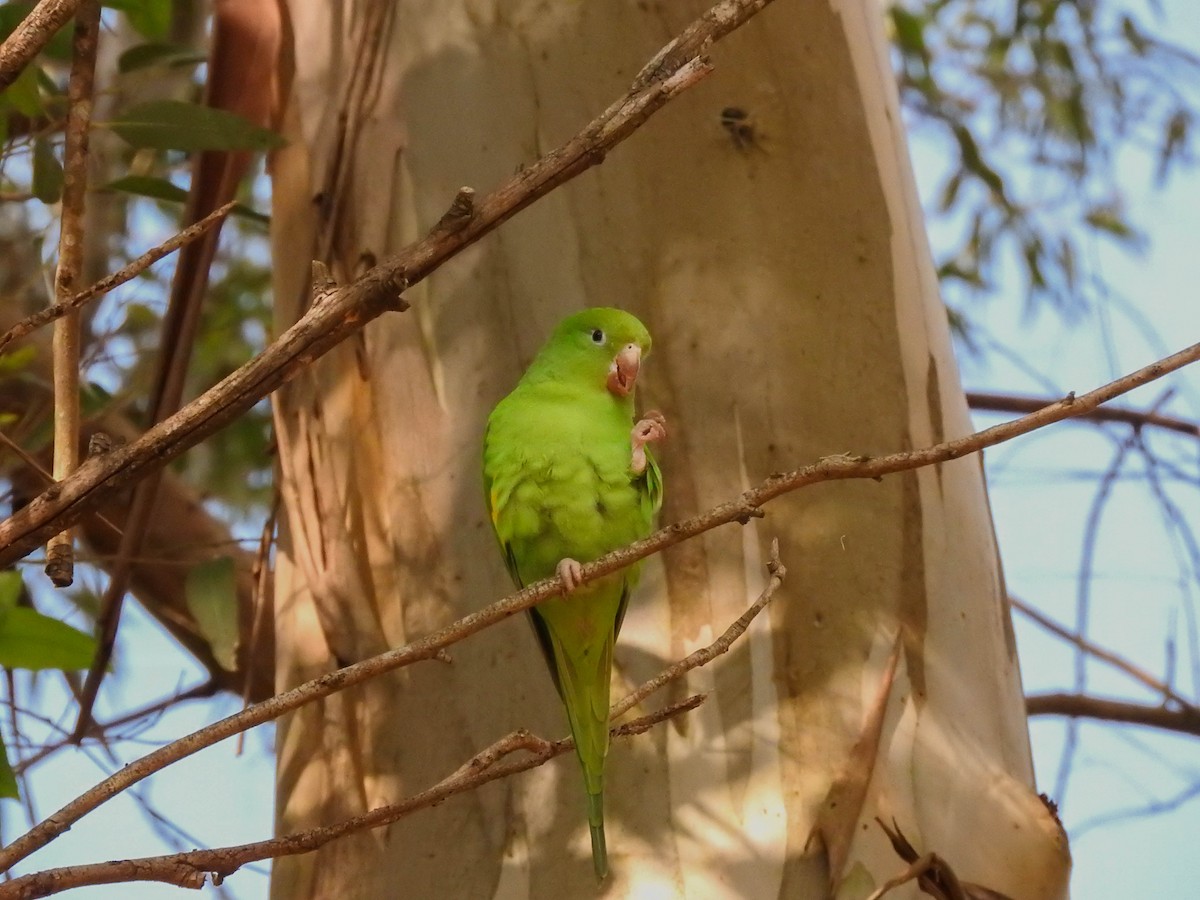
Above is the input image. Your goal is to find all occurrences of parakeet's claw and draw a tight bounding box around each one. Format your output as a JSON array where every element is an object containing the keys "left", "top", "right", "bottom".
[
  {"left": 556, "top": 557, "right": 585, "bottom": 593},
  {"left": 630, "top": 409, "right": 668, "bottom": 475}
]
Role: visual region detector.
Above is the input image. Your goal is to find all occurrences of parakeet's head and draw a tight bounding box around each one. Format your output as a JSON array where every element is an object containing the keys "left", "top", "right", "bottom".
[{"left": 530, "top": 307, "right": 653, "bottom": 398}]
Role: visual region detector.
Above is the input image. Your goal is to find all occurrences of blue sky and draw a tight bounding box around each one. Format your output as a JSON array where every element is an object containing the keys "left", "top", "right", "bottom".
[{"left": 915, "top": 2, "right": 1200, "bottom": 895}]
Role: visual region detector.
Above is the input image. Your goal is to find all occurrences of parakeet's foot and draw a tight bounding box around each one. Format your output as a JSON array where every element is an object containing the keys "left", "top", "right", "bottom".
[
  {"left": 556, "top": 557, "right": 584, "bottom": 593},
  {"left": 631, "top": 409, "right": 667, "bottom": 475}
]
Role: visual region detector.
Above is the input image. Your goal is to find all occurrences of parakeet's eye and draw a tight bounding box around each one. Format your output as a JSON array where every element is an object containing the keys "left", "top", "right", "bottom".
[{"left": 590, "top": 328, "right": 606, "bottom": 345}]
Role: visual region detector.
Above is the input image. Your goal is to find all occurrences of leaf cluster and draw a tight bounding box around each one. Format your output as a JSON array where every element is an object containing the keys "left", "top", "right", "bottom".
[{"left": 890, "top": 0, "right": 1199, "bottom": 319}]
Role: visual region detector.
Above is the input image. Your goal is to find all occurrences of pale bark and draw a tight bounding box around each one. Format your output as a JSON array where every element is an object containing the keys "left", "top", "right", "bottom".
[{"left": 271, "top": 1, "right": 1070, "bottom": 897}]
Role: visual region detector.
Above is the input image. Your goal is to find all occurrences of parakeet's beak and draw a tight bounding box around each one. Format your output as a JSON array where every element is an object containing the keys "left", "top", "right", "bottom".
[{"left": 606, "top": 344, "right": 641, "bottom": 397}]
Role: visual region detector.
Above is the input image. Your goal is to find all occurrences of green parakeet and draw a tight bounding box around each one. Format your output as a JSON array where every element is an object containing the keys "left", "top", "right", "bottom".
[{"left": 482, "top": 307, "right": 666, "bottom": 880}]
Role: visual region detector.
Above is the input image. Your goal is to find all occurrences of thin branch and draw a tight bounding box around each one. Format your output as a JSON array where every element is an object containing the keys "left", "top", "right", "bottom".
[
  {"left": 0, "top": 0, "right": 771, "bottom": 565},
  {"left": 967, "top": 390, "right": 1200, "bottom": 439},
  {"left": 611, "top": 538, "right": 785, "bottom": 719},
  {"left": 0, "top": 532, "right": 783, "bottom": 874},
  {"left": 867, "top": 818, "right": 984, "bottom": 900},
  {"left": 0, "top": 697, "right": 705, "bottom": 898},
  {"left": 1073, "top": 778, "right": 1200, "bottom": 837},
  {"left": 237, "top": 496, "right": 277, "bottom": 754},
  {"left": 0, "top": 0, "right": 82, "bottom": 92},
  {"left": 5, "top": 287, "right": 1200, "bottom": 576},
  {"left": 43, "top": 0, "right": 99, "bottom": 588},
  {"left": 1, "top": 340, "right": 1199, "bottom": 871},
  {"left": 0, "top": 430, "right": 123, "bottom": 545},
  {"left": 1055, "top": 394, "right": 1170, "bottom": 806},
  {"left": 1026, "top": 692, "right": 1200, "bottom": 738},
  {"left": 1011, "top": 595, "right": 1196, "bottom": 710},
  {"left": 0, "top": 202, "right": 237, "bottom": 356},
  {"left": 13, "top": 679, "right": 220, "bottom": 776}
]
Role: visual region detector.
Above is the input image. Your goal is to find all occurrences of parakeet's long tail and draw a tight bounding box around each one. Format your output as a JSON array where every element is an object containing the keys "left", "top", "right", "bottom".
[
  {"left": 543, "top": 612, "right": 616, "bottom": 881},
  {"left": 588, "top": 791, "right": 608, "bottom": 880}
]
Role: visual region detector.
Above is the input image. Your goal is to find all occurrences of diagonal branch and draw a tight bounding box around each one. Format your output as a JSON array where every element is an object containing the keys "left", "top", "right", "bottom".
[
  {"left": 0, "top": 697, "right": 703, "bottom": 898},
  {"left": 1011, "top": 595, "right": 1196, "bottom": 710},
  {"left": 0, "top": 0, "right": 785, "bottom": 566},
  {"left": 1, "top": 332, "right": 1200, "bottom": 870},
  {"left": 0, "top": 0, "right": 82, "bottom": 92},
  {"left": 3, "top": 539, "right": 788, "bottom": 895},
  {"left": 967, "top": 390, "right": 1200, "bottom": 439},
  {"left": 611, "top": 538, "right": 785, "bottom": 719},
  {"left": 0, "top": 202, "right": 236, "bottom": 356}
]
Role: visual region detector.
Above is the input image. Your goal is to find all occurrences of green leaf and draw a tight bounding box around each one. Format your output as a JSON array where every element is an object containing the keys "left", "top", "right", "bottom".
[
  {"left": 0, "top": 572, "right": 20, "bottom": 611},
  {"left": 0, "top": 738, "right": 17, "bottom": 800},
  {"left": 101, "top": 175, "right": 270, "bottom": 224},
  {"left": 80, "top": 381, "right": 114, "bottom": 417},
  {"left": 0, "top": 345, "right": 37, "bottom": 375},
  {"left": 105, "top": 100, "right": 286, "bottom": 152},
  {"left": 890, "top": 7, "right": 930, "bottom": 69},
  {"left": 6, "top": 64, "right": 43, "bottom": 118},
  {"left": 1157, "top": 111, "right": 1189, "bottom": 183},
  {"left": 121, "top": 301, "right": 160, "bottom": 332},
  {"left": 32, "top": 138, "right": 63, "bottom": 204},
  {"left": 0, "top": 607, "right": 97, "bottom": 670},
  {"left": 103, "top": 174, "right": 188, "bottom": 204},
  {"left": 186, "top": 557, "right": 239, "bottom": 672},
  {"left": 117, "top": 42, "right": 206, "bottom": 74},
  {"left": 1084, "top": 206, "right": 1140, "bottom": 244},
  {"left": 103, "top": 0, "right": 171, "bottom": 40},
  {"left": 952, "top": 124, "right": 1006, "bottom": 200}
]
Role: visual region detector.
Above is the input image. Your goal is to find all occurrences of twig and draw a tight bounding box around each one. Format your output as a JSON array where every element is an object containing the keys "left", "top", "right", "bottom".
[
  {"left": 967, "top": 390, "right": 1200, "bottom": 439},
  {"left": 4, "top": 312, "right": 1200, "bottom": 576},
  {"left": 0, "top": 430, "right": 122, "bottom": 544},
  {"left": 0, "top": 0, "right": 82, "bottom": 92},
  {"left": 1073, "top": 777, "right": 1200, "bottom": 837},
  {"left": 0, "top": 203, "right": 237, "bottom": 356},
  {"left": 43, "top": 0, "right": 99, "bottom": 588},
  {"left": 1011, "top": 596, "right": 1196, "bottom": 710},
  {"left": 1055, "top": 390, "right": 1172, "bottom": 807},
  {"left": 0, "top": 697, "right": 704, "bottom": 898},
  {"left": 237, "top": 497, "right": 277, "bottom": 754},
  {"left": 13, "top": 679, "right": 219, "bottom": 776},
  {"left": 1026, "top": 692, "right": 1200, "bottom": 737},
  {"left": 0, "top": 533, "right": 783, "bottom": 874},
  {"left": 1, "top": 340, "right": 1200, "bottom": 864},
  {"left": 866, "top": 819, "right": 973, "bottom": 900},
  {"left": 611, "top": 537, "right": 785, "bottom": 719}
]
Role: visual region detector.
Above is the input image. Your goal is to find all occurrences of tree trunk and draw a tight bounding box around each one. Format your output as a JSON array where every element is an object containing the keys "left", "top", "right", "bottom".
[{"left": 269, "top": 1, "right": 1071, "bottom": 896}]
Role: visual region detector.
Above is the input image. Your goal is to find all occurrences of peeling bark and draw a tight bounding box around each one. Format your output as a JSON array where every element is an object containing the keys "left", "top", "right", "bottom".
[{"left": 270, "top": 1, "right": 1070, "bottom": 897}]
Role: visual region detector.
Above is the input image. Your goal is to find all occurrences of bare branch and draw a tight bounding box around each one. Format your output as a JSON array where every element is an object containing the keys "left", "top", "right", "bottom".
[
  {"left": 13, "top": 680, "right": 220, "bottom": 776},
  {"left": 1011, "top": 596, "right": 1196, "bottom": 710},
  {"left": 0, "top": 0, "right": 772, "bottom": 564},
  {"left": 0, "top": 334, "right": 1199, "bottom": 868},
  {"left": 1026, "top": 692, "right": 1200, "bottom": 738},
  {"left": 0, "top": 535, "right": 783, "bottom": 873},
  {"left": 611, "top": 537, "right": 785, "bottom": 719},
  {"left": 0, "top": 697, "right": 704, "bottom": 898},
  {"left": 43, "top": 0, "right": 99, "bottom": 588},
  {"left": 0, "top": 203, "right": 237, "bottom": 356},
  {"left": 967, "top": 390, "right": 1200, "bottom": 439},
  {"left": 867, "top": 818, "right": 1007, "bottom": 900},
  {"left": 0, "top": 0, "right": 82, "bottom": 92}
]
